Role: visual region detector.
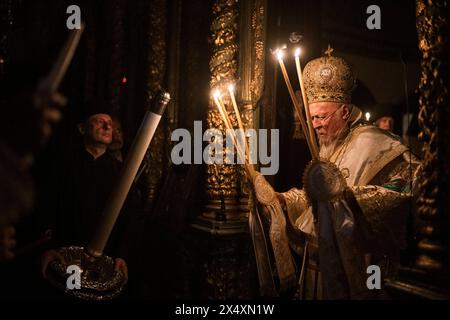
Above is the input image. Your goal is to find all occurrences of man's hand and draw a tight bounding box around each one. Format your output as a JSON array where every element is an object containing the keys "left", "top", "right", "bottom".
[
  {"left": 0, "top": 226, "right": 16, "bottom": 262},
  {"left": 114, "top": 257, "right": 128, "bottom": 285},
  {"left": 40, "top": 249, "right": 66, "bottom": 278}
]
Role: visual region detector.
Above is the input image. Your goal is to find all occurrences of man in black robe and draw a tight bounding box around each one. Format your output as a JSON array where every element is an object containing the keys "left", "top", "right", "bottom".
[{"left": 40, "top": 112, "right": 129, "bottom": 283}]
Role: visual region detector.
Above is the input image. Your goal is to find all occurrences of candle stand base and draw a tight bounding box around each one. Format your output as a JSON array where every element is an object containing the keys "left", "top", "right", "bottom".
[{"left": 47, "top": 246, "right": 124, "bottom": 300}]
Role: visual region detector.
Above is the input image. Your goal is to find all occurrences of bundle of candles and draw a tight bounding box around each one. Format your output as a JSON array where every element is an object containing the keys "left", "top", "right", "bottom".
[
  {"left": 211, "top": 47, "right": 319, "bottom": 169},
  {"left": 276, "top": 47, "right": 319, "bottom": 159},
  {"left": 212, "top": 84, "right": 256, "bottom": 179}
]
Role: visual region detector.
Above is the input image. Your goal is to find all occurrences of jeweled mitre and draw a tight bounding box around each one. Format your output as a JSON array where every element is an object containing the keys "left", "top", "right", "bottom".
[{"left": 303, "top": 55, "right": 355, "bottom": 104}]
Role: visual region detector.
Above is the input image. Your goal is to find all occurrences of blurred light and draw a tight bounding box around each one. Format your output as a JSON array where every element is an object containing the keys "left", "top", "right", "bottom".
[
  {"left": 121, "top": 76, "right": 127, "bottom": 84},
  {"left": 365, "top": 112, "right": 371, "bottom": 121},
  {"left": 213, "top": 89, "right": 221, "bottom": 99},
  {"left": 276, "top": 49, "right": 284, "bottom": 61}
]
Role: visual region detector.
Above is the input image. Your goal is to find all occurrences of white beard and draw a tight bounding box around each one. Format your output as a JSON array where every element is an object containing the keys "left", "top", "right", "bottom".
[
  {"left": 319, "top": 140, "right": 338, "bottom": 160},
  {"left": 318, "top": 126, "right": 349, "bottom": 160}
]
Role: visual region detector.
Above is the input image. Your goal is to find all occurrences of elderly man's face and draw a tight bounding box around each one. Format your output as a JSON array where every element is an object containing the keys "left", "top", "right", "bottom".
[
  {"left": 310, "top": 102, "right": 349, "bottom": 146},
  {"left": 377, "top": 116, "right": 394, "bottom": 132},
  {"left": 84, "top": 114, "right": 113, "bottom": 145}
]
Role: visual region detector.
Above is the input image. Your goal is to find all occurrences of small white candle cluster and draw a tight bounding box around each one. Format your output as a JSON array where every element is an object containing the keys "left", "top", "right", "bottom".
[{"left": 273, "top": 47, "right": 319, "bottom": 159}]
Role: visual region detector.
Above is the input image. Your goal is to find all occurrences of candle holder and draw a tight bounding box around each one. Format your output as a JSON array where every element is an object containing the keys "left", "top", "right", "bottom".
[
  {"left": 47, "top": 246, "right": 124, "bottom": 300},
  {"left": 46, "top": 90, "right": 171, "bottom": 300}
]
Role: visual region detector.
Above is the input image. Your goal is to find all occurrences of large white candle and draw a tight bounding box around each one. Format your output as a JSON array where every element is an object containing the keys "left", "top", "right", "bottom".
[
  {"left": 213, "top": 90, "right": 254, "bottom": 178},
  {"left": 87, "top": 91, "right": 171, "bottom": 257}
]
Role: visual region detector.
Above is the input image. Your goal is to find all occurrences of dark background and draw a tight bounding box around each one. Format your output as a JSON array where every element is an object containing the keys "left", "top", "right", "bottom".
[{"left": 0, "top": 0, "right": 421, "bottom": 299}]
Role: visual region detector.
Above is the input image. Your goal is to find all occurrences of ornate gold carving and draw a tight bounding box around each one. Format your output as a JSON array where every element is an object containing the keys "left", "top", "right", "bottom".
[
  {"left": 205, "top": 109, "right": 239, "bottom": 199},
  {"left": 250, "top": 0, "right": 266, "bottom": 103},
  {"left": 209, "top": 0, "right": 239, "bottom": 89},
  {"left": 415, "top": 0, "right": 450, "bottom": 276},
  {"left": 205, "top": 0, "right": 241, "bottom": 220},
  {"left": 239, "top": 0, "right": 267, "bottom": 206},
  {"left": 204, "top": 0, "right": 267, "bottom": 221},
  {"left": 144, "top": 0, "right": 168, "bottom": 207}
]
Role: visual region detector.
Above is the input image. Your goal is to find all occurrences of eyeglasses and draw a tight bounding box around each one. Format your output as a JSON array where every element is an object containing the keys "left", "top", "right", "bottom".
[{"left": 311, "top": 105, "right": 344, "bottom": 125}]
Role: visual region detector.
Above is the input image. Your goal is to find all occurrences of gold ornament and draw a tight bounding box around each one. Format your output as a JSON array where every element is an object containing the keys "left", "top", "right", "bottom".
[
  {"left": 303, "top": 54, "right": 355, "bottom": 104},
  {"left": 303, "top": 159, "right": 347, "bottom": 201}
]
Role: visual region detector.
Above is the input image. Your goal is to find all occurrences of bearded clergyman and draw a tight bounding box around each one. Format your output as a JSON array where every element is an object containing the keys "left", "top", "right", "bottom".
[{"left": 276, "top": 51, "right": 422, "bottom": 299}]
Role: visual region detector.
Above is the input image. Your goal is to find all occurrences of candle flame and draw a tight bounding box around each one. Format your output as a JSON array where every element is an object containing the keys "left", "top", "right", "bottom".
[
  {"left": 365, "top": 112, "right": 371, "bottom": 121},
  {"left": 276, "top": 49, "right": 284, "bottom": 61},
  {"left": 294, "top": 47, "right": 301, "bottom": 58},
  {"left": 228, "top": 84, "right": 235, "bottom": 93},
  {"left": 213, "top": 89, "right": 221, "bottom": 99}
]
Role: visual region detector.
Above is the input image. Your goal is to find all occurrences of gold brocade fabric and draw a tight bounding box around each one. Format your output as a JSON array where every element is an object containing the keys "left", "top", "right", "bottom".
[
  {"left": 253, "top": 173, "right": 297, "bottom": 293},
  {"left": 282, "top": 120, "right": 422, "bottom": 299}
]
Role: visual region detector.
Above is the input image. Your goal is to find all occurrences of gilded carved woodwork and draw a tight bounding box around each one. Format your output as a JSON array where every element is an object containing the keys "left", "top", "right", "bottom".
[
  {"left": 206, "top": 110, "right": 239, "bottom": 200},
  {"left": 205, "top": 0, "right": 241, "bottom": 220},
  {"left": 415, "top": 0, "right": 450, "bottom": 276},
  {"left": 143, "top": 0, "right": 168, "bottom": 207},
  {"left": 250, "top": 0, "right": 266, "bottom": 103},
  {"left": 205, "top": 0, "right": 267, "bottom": 220},
  {"left": 201, "top": 0, "right": 266, "bottom": 300},
  {"left": 239, "top": 0, "right": 267, "bottom": 200}
]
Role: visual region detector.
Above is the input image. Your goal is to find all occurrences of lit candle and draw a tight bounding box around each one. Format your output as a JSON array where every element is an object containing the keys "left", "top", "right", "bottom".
[
  {"left": 294, "top": 48, "right": 319, "bottom": 157},
  {"left": 276, "top": 49, "right": 317, "bottom": 159}
]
